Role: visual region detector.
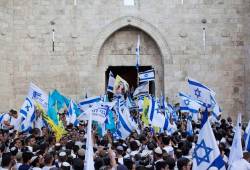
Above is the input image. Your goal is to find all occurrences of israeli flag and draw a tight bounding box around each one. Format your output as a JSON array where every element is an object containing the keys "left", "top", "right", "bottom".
[
  {"left": 139, "top": 69, "right": 155, "bottom": 83},
  {"left": 79, "top": 96, "right": 101, "bottom": 111},
  {"left": 20, "top": 96, "right": 35, "bottom": 132},
  {"left": 192, "top": 109, "right": 225, "bottom": 170},
  {"left": 244, "top": 120, "right": 250, "bottom": 152},
  {"left": 186, "top": 116, "right": 193, "bottom": 136},
  {"left": 133, "top": 82, "right": 149, "bottom": 97},
  {"left": 179, "top": 92, "right": 203, "bottom": 122},
  {"left": 116, "top": 101, "right": 133, "bottom": 139},
  {"left": 107, "top": 71, "right": 115, "bottom": 93},
  {"left": 228, "top": 113, "right": 243, "bottom": 166},
  {"left": 136, "top": 35, "right": 140, "bottom": 70},
  {"left": 84, "top": 110, "right": 94, "bottom": 170},
  {"left": 78, "top": 103, "right": 109, "bottom": 124},
  {"left": 210, "top": 95, "right": 222, "bottom": 120},
  {"left": 28, "top": 83, "right": 48, "bottom": 111},
  {"left": 188, "top": 78, "right": 215, "bottom": 107},
  {"left": 66, "top": 100, "right": 78, "bottom": 126}
]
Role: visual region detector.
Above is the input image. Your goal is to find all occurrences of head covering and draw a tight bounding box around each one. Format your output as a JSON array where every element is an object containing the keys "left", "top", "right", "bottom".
[
  {"left": 77, "top": 149, "right": 85, "bottom": 157},
  {"left": 154, "top": 147, "right": 162, "bottom": 155},
  {"left": 59, "top": 151, "right": 66, "bottom": 157}
]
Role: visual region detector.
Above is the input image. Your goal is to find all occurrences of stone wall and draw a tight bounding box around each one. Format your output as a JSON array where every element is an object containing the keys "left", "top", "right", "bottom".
[{"left": 0, "top": 0, "right": 249, "bottom": 121}]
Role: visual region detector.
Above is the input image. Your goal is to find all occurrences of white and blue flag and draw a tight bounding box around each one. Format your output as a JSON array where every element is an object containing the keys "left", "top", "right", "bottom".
[
  {"left": 179, "top": 92, "right": 203, "bottom": 122},
  {"left": 228, "top": 113, "right": 243, "bottom": 166},
  {"left": 192, "top": 109, "right": 225, "bottom": 170},
  {"left": 244, "top": 120, "right": 250, "bottom": 152},
  {"left": 20, "top": 96, "right": 36, "bottom": 132},
  {"left": 115, "top": 100, "right": 134, "bottom": 139},
  {"left": 66, "top": 99, "right": 78, "bottom": 126},
  {"left": 139, "top": 69, "right": 155, "bottom": 83},
  {"left": 133, "top": 82, "right": 149, "bottom": 97},
  {"left": 28, "top": 83, "right": 48, "bottom": 111},
  {"left": 188, "top": 78, "right": 215, "bottom": 107},
  {"left": 78, "top": 96, "right": 101, "bottom": 112},
  {"left": 107, "top": 71, "right": 115, "bottom": 93},
  {"left": 136, "top": 35, "right": 140, "bottom": 70}
]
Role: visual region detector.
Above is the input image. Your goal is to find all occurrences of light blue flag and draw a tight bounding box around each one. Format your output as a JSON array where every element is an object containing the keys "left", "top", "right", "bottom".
[
  {"left": 47, "top": 90, "right": 70, "bottom": 125},
  {"left": 186, "top": 116, "right": 193, "bottom": 136},
  {"left": 20, "top": 96, "right": 35, "bottom": 132},
  {"left": 105, "top": 110, "right": 116, "bottom": 133},
  {"left": 138, "top": 69, "right": 155, "bottom": 83},
  {"left": 228, "top": 113, "right": 243, "bottom": 166},
  {"left": 188, "top": 78, "right": 216, "bottom": 108},
  {"left": 244, "top": 121, "right": 250, "bottom": 152},
  {"left": 107, "top": 71, "right": 115, "bottom": 93},
  {"left": 192, "top": 109, "right": 225, "bottom": 170}
]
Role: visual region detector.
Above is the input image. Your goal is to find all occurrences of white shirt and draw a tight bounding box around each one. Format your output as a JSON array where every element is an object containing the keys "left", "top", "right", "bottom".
[
  {"left": 229, "top": 158, "right": 250, "bottom": 170},
  {"left": 163, "top": 145, "right": 174, "bottom": 158},
  {"left": 1, "top": 113, "right": 11, "bottom": 129},
  {"left": 10, "top": 115, "right": 21, "bottom": 130},
  {"left": 42, "top": 165, "right": 55, "bottom": 170},
  {"left": 34, "top": 116, "right": 44, "bottom": 129}
]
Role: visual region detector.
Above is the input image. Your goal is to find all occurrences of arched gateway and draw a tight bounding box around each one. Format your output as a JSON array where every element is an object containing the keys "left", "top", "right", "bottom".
[{"left": 90, "top": 16, "right": 172, "bottom": 96}]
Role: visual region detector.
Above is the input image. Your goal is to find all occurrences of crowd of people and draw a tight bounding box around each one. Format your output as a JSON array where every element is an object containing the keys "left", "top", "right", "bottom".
[{"left": 0, "top": 106, "right": 250, "bottom": 170}]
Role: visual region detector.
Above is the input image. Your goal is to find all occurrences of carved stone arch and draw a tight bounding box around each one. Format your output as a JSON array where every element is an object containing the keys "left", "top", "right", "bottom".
[{"left": 91, "top": 16, "right": 173, "bottom": 66}]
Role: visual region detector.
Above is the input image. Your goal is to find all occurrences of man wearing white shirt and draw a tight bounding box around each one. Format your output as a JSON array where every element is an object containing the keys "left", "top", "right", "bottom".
[
  {"left": 33, "top": 110, "right": 44, "bottom": 130},
  {"left": 1, "top": 110, "right": 17, "bottom": 130},
  {"left": 229, "top": 152, "right": 250, "bottom": 170}
]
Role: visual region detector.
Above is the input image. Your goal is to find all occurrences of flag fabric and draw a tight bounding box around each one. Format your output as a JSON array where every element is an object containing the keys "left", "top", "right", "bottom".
[
  {"left": 116, "top": 106, "right": 133, "bottom": 139},
  {"left": 66, "top": 100, "right": 78, "bottom": 125},
  {"left": 244, "top": 121, "right": 250, "bottom": 152},
  {"left": 142, "top": 96, "right": 150, "bottom": 126},
  {"left": 114, "top": 75, "right": 129, "bottom": 94},
  {"left": 107, "top": 71, "right": 115, "bottom": 93},
  {"left": 105, "top": 110, "right": 116, "bottom": 133},
  {"left": 28, "top": 83, "right": 48, "bottom": 111},
  {"left": 137, "top": 96, "right": 144, "bottom": 113},
  {"left": 78, "top": 103, "right": 109, "bottom": 124},
  {"left": 78, "top": 96, "right": 101, "bottom": 112},
  {"left": 188, "top": 78, "right": 216, "bottom": 107},
  {"left": 146, "top": 97, "right": 166, "bottom": 128},
  {"left": 192, "top": 109, "right": 225, "bottom": 170},
  {"left": 179, "top": 92, "right": 203, "bottom": 113},
  {"left": 179, "top": 92, "right": 203, "bottom": 122},
  {"left": 136, "top": 35, "right": 140, "bottom": 70},
  {"left": 138, "top": 69, "right": 155, "bottom": 83},
  {"left": 20, "top": 96, "right": 35, "bottom": 132},
  {"left": 210, "top": 95, "right": 222, "bottom": 121},
  {"left": 186, "top": 116, "right": 193, "bottom": 136},
  {"left": 228, "top": 113, "right": 243, "bottom": 166},
  {"left": 47, "top": 90, "right": 69, "bottom": 126},
  {"left": 84, "top": 109, "right": 94, "bottom": 170},
  {"left": 133, "top": 82, "right": 149, "bottom": 97}
]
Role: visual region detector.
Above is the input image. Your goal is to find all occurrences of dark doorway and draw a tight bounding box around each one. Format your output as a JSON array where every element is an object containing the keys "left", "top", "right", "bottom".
[{"left": 105, "top": 66, "right": 155, "bottom": 96}]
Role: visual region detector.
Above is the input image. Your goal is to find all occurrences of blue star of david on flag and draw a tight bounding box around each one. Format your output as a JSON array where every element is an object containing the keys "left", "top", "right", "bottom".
[
  {"left": 184, "top": 99, "right": 190, "bottom": 105},
  {"left": 193, "top": 139, "right": 213, "bottom": 166},
  {"left": 32, "top": 91, "right": 42, "bottom": 99},
  {"left": 194, "top": 88, "right": 201, "bottom": 98}
]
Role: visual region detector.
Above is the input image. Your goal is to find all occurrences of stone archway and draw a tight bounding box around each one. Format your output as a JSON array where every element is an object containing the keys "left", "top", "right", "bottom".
[{"left": 89, "top": 16, "right": 172, "bottom": 96}]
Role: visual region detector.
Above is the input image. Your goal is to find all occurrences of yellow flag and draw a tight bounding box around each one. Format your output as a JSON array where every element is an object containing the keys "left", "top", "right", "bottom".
[
  {"left": 114, "top": 75, "right": 129, "bottom": 94},
  {"left": 142, "top": 97, "right": 149, "bottom": 126}
]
